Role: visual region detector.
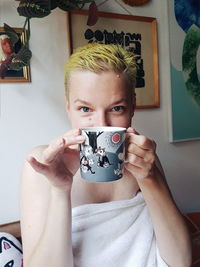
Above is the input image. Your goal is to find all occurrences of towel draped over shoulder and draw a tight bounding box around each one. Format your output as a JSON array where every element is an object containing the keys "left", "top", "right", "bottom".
[{"left": 72, "top": 192, "right": 168, "bottom": 267}]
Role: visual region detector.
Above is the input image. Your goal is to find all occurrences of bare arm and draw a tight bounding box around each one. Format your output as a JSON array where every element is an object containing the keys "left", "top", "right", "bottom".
[
  {"left": 136, "top": 167, "right": 191, "bottom": 267},
  {"left": 20, "top": 129, "right": 85, "bottom": 267},
  {"left": 125, "top": 128, "right": 192, "bottom": 267},
  {"left": 28, "top": 187, "right": 73, "bottom": 267}
]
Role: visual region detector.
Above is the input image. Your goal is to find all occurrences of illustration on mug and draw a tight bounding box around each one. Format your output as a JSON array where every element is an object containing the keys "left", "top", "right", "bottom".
[{"left": 80, "top": 130, "right": 125, "bottom": 180}]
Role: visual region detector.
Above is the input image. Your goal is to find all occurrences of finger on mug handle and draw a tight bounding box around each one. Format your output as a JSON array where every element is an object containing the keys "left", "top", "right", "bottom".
[{"left": 126, "top": 127, "right": 140, "bottom": 137}]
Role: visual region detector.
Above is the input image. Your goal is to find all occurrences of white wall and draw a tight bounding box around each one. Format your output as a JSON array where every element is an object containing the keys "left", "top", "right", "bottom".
[
  {"left": 0, "top": 0, "right": 199, "bottom": 224},
  {"left": 0, "top": 0, "right": 70, "bottom": 224}
]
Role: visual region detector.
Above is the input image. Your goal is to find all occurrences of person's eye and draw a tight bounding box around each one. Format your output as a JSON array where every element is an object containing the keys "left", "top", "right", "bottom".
[
  {"left": 111, "top": 106, "right": 124, "bottom": 112},
  {"left": 80, "top": 107, "right": 90, "bottom": 113}
]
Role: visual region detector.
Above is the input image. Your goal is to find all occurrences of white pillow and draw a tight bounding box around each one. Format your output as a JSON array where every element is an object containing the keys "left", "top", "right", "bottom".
[{"left": 0, "top": 232, "right": 23, "bottom": 267}]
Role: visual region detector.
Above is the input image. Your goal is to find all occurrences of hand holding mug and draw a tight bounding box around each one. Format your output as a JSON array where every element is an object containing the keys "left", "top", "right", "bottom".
[
  {"left": 125, "top": 127, "right": 157, "bottom": 181},
  {"left": 27, "top": 129, "right": 85, "bottom": 191}
]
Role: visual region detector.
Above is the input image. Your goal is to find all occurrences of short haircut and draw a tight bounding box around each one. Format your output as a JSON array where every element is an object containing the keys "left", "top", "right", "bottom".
[{"left": 64, "top": 43, "right": 137, "bottom": 98}]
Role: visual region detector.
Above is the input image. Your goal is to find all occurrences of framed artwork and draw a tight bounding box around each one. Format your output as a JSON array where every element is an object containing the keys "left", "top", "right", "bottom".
[
  {"left": 68, "top": 10, "right": 159, "bottom": 109},
  {"left": 168, "top": 0, "right": 200, "bottom": 142},
  {"left": 0, "top": 27, "right": 31, "bottom": 83}
]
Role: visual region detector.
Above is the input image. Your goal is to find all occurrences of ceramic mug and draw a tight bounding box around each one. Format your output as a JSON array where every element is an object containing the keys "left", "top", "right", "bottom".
[{"left": 79, "top": 126, "right": 126, "bottom": 182}]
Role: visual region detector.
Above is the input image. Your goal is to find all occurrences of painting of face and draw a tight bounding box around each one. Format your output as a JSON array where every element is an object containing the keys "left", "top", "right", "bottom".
[
  {"left": 0, "top": 36, "right": 14, "bottom": 63},
  {"left": 66, "top": 70, "right": 135, "bottom": 129},
  {"left": 1, "top": 38, "right": 13, "bottom": 55}
]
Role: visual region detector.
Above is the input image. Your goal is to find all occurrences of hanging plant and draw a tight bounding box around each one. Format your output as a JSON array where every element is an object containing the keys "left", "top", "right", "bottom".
[
  {"left": 87, "top": 1, "right": 98, "bottom": 26},
  {"left": 17, "top": 0, "right": 96, "bottom": 17},
  {"left": 17, "top": 0, "right": 51, "bottom": 18},
  {"left": 0, "top": 0, "right": 103, "bottom": 78},
  {"left": 56, "top": 0, "right": 95, "bottom": 11}
]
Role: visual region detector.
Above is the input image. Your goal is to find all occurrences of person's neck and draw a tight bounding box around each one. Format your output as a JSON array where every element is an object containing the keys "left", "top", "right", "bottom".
[{"left": 71, "top": 169, "right": 140, "bottom": 208}]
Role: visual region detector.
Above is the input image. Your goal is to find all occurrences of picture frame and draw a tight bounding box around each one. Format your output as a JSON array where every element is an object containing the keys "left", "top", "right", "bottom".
[
  {"left": 0, "top": 27, "right": 31, "bottom": 83},
  {"left": 167, "top": 0, "right": 200, "bottom": 142},
  {"left": 68, "top": 10, "right": 159, "bottom": 109}
]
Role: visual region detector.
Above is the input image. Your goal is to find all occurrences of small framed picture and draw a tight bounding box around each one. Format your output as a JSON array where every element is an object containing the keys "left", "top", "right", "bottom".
[
  {"left": 0, "top": 27, "right": 31, "bottom": 83},
  {"left": 68, "top": 10, "right": 159, "bottom": 109}
]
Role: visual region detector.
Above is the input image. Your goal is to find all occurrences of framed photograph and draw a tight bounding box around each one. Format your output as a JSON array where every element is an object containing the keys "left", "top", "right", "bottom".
[
  {"left": 68, "top": 10, "right": 159, "bottom": 109},
  {"left": 0, "top": 27, "right": 31, "bottom": 83},
  {"left": 168, "top": 0, "right": 200, "bottom": 142}
]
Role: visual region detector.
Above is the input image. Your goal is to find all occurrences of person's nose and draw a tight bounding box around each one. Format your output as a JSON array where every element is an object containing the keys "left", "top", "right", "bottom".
[{"left": 96, "top": 111, "right": 110, "bottom": 126}]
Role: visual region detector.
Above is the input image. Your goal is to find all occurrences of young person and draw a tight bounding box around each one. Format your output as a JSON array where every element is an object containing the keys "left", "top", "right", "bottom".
[{"left": 20, "top": 43, "right": 191, "bottom": 267}]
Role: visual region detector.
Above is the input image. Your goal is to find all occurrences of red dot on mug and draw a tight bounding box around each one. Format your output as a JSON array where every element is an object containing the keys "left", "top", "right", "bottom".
[{"left": 112, "top": 133, "right": 121, "bottom": 143}]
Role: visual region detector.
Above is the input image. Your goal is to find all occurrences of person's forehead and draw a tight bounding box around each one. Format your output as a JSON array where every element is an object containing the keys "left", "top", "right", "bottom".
[
  {"left": 1, "top": 38, "right": 10, "bottom": 43},
  {"left": 68, "top": 70, "right": 132, "bottom": 102},
  {"left": 69, "top": 70, "right": 128, "bottom": 85}
]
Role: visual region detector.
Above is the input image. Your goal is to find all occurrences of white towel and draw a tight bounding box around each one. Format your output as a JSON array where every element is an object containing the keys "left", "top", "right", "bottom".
[{"left": 72, "top": 192, "right": 168, "bottom": 267}]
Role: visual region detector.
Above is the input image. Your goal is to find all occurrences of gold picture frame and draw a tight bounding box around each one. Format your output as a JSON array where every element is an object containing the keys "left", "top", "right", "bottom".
[
  {"left": 68, "top": 10, "right": 159, "bottom": 109},
  {"left": 0, "top": 27, "right": 31, "bottom": 83}
]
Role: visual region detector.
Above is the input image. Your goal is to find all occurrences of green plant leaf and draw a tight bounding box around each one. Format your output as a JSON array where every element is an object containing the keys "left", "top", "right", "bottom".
[
  {"left": 3, "top": 23, "right": 19, "bottom": 45},
  {"left": 17, "top": 1, "right": 51, "bottom": 18},
  {"left": 9, "top": 45, "right": 32, "bottom": 70}
]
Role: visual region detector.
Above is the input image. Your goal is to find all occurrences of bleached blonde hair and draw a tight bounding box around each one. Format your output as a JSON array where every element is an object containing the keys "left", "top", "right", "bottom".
[{"left": 64, "top": 43, "right": 137, "bottom": 99}]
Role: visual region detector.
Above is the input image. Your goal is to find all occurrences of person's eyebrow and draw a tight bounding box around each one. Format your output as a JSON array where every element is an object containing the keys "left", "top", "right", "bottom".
[
  {"left": 74, "top": 99, "right": 128, "bottom": 106},
  {"left": 74, "top": 99, "right": 93, "bottom": 106},
  {"left": 110, "top": 99, "right": 128, "bottom": 105}
]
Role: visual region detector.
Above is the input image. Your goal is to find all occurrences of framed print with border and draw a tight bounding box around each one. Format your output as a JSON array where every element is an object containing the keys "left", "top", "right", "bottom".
[{"left": 0, "top": 27, "right": 31, "bottom": 83}]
